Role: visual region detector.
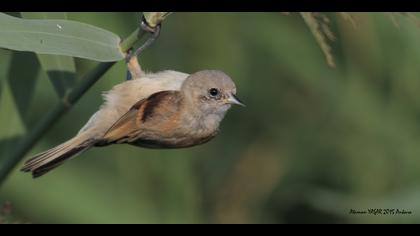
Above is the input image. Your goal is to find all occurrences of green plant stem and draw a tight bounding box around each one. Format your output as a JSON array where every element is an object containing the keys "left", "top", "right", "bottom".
[{"left": 0, "top": 28, "right": 145, "bottom": 184}]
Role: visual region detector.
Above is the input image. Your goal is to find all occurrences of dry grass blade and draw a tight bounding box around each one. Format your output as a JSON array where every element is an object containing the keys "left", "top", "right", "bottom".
[
  {"left": 387, "top": 13, "right": 401, "bottom": 29},
  {"left": 301, "top": 12, "right": 336, "bottom": 68},
  {"left": 321, "top": 22, "right": 336, "bottom": 41},
  {"left": 400, "top": 12, "right": 420, "bottom": 27},
  {"left": 385, "top": 13, "right": 420, "bottom": 29},
  {"left": 338, "top": 12, "right": 358, "bottom": 28}
]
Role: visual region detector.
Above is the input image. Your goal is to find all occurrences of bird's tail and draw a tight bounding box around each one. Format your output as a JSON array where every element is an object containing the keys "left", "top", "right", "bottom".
[{"left": 21, "top": 133, "right": 96, "bottom": 178}]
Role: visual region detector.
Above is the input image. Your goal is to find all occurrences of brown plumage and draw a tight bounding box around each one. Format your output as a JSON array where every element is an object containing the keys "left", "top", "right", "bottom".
[
  {"left": 97, "top": 90, "right": 201, "bottom": 148},
  {"left": 21, "top": 64, "right": 244, "bottom": 178}
]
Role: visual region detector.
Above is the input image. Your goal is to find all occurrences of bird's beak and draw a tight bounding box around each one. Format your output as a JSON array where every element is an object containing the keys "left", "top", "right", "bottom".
[{"left": 227, "top": 93, "right": 245, "bottom": 107}]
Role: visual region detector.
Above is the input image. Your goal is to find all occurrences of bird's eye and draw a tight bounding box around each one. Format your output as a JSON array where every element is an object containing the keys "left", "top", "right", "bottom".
[{"left": 209, "top": 88, "right": 220, "bottom": 97}]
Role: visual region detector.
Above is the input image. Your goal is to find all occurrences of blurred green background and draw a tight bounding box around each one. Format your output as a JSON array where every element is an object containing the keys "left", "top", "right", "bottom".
[{"left": 1, "top": 12, "right": 420, "bottom": 223}]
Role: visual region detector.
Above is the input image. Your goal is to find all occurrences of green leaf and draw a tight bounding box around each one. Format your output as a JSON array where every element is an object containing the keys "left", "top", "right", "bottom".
[
  {"left": 19, "top": 12, "right": 68, "bottom": 20},
  {"left": 0, "top": 49, "right": 12, "bottom": 98},
  {"left": 36, "top": 56, "right": 76, "bottom": 97},
  {"left": 0, "top": 13, "right": 124, "bottom": 62},
  {"left": 7, "top": 52, "right": 40, "bottom": 123},
  {"left": 21, "top": 12, "right": 76, "bottom": 97}
]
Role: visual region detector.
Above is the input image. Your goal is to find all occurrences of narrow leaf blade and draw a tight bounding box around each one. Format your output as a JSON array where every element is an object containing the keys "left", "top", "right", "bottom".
[
  {"left": 0, "top": 13, "right": 124, "bottom": 62},
  {"left": 21, "top": 12, "right": 76, "bottom": 97},
  {"left": 7, "top": 52, "right": 40, "bottom": 122}
]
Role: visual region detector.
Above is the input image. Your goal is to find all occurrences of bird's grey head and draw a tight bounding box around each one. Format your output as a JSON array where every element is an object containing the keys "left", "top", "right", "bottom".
[{"left": 181, "top": 70, "right": 244, "bottom": 116}]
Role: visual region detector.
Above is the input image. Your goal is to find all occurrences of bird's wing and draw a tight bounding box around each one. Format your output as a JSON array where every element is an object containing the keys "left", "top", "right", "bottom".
[{"left": 100, "top": 90, "right": 180, "bottom": 144}]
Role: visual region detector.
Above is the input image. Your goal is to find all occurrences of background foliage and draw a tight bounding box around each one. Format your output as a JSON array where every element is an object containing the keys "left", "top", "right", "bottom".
[{"left": 1, "top": 12, "right": 420, "bottom": 223}]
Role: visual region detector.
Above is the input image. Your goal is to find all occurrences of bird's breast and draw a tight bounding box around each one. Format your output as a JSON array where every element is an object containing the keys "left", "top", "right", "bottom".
[{"left": 129, "top": 130, "right": 219, "bottom": 149}]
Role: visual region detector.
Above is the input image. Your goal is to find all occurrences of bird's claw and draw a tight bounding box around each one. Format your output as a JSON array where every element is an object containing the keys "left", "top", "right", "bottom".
[{"left": 126, "top": 17, "right": 161, "bottom": 62}]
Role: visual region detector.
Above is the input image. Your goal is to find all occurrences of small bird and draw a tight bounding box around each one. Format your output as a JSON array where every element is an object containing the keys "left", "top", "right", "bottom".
[{"left": 21, "top": 58, "right": 244, "bottom": 178}]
